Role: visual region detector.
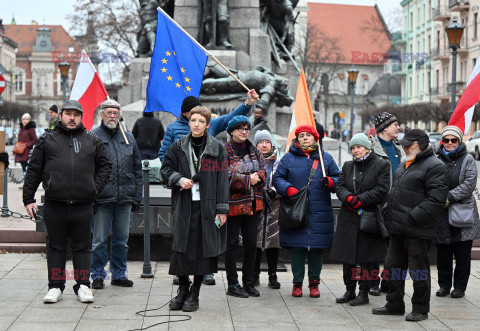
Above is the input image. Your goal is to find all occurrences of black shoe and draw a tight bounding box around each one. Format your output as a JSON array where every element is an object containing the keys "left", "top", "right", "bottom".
[
  {"left": 169, "top": 284, "right": 190, "bottom": 310},
  {"left": 254, "top": 274, "right": 260, "bottom": 287},
  {"left": 436, "top": 288, "right": 450, "bottom": 297},
  {"left": 92, "top": 279, "right": 104, "bottom": 289},
  {"left": 451, "top": 289, "right": 465, "bottom": 298},
  {"left": 173, "top": 276, "right": 179, "bottom": 285},
  {"left": 336, "top": 290, "right": 356, "bottom": 303},
  {"left": 349, "top": 290, "right": 369, "bottom": 306},
  {"left": 268, "top": 273, "right": 281, "bottom": 289},
  {"left": 182, "top": 285, "right": 200, "bottom": 312},
  {"left": 111, "top": 278, "right": 134, "bottom": 287},
  {"left": 405, "top": 312, "right": 428, "bottom": 322},
  {"left": 372, "top": 306, "right": 404, "bottom": 315},
  {"left": 203, "top": 274, "right": 216, "bottom": 286},
  {"left": 227, "top": 284, "right": 249, "bottom": 298},
  {"left": 244, "top": 283, "right": 260, "bottom": 297},
  {"left": 369, "top": 285, "right": 381, "bottom": 296}
]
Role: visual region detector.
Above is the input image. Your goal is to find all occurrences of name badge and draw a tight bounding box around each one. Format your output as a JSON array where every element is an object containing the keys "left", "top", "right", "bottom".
[{"left": 192, "top": 183, "right": 200, "bottom": 201}]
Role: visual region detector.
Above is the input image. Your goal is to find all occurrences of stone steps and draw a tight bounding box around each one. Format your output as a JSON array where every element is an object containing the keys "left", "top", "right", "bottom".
[{"left": 0, "top": 229, "right": 46, "bottom": 253}]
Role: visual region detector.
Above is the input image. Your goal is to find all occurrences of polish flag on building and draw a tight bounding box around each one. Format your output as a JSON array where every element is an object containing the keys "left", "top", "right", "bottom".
[
  {"left": 449, "top": 60, "right": 480, "bottom": 134},
  {"left": 286, "top": 69, "right": 317, "bottom": 150},
  {"left": 70, "top": 50, "right": 108, "bottom": 130}
]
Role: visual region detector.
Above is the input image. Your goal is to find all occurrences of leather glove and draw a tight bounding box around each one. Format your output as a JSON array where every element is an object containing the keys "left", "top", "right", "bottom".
[
  {"left": 321, "top": 176, "right": 334, "bottom": 189},
  {"left": 131, "top": 203, "right": 140, "bottom": 212},
  {"left": 0, "top": 152, "right": 9, "bottom": 168},
  {"left": 267, "top": 188, "right": 277, "bottom": 200},
  {"left": 287, "top": 187, "right": 299, "bottom": 196},
  {"left": 346, "top": 195, "right": 361, "bottom": 210}
]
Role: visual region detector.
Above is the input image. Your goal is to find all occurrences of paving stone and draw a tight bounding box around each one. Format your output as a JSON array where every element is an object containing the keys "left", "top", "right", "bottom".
[
  {"left": 8, "top": 322, "right": 77, "bottom": 331},
  {"left": 82, "top": 304, "right": 144, "bottom": 321},
  {"left": 76, "top": 318, "right": 146, "bottom": 331},
  {"left": 16, "top": 307, "right": 86, "bottom": 323}
]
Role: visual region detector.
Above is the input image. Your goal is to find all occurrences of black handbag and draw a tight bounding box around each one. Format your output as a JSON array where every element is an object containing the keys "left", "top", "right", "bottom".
[
  {"left": 353, "top": 164, "right": 381, "bottom": 235},
  {"left": 279, "top": 159, "right": 319, "bottom": 230}
]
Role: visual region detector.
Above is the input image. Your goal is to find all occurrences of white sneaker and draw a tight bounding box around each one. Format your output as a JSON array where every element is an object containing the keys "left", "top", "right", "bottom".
[
  {"left": 43, "top": 288, "right": 63, "bottom": 303},
  {"left": 77, "top": 285, "right": 94, "bottom": 303}
]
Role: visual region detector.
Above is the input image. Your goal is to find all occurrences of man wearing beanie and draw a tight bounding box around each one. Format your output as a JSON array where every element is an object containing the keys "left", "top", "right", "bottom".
[
  {"left": 368, "top": 112, "right": 405, "bottom": 296},
  {"left": 48, "top": 105, "right": 59, "bottom": 130},
  {"left": 158, "top": 89, "right": 259, "bottom": 162}
]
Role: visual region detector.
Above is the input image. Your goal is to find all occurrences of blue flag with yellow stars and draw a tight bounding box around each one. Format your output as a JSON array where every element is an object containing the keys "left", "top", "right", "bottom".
[{"left": 144, "top": 10, "right": 208, "bottom": 116}]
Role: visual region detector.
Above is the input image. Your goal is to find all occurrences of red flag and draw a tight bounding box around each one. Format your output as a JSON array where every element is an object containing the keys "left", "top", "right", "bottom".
[{"left": 70, "top": 50, "right": 108, "bottom": 130}]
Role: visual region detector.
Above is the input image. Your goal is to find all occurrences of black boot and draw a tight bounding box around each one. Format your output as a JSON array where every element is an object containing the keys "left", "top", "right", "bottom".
[
  {"left": 268, "top": 273, "right": 281, "bottom": 289},
  {"left": 336, "top": 290, "right": 356, "bottom": 303},
  {"left": 169, "top": 284, "right": 190, "bottom": 310},
  {"left": 349, "top": 290, "right": 369, "bottom": 306},
  {"left": 182, "top": 285, "right": 200, "bottom": 312}
]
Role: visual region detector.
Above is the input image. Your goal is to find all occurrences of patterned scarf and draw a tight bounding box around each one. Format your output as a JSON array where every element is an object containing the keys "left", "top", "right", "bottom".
[
  {"left": 353, "top": 152, "right": 370, "bottom": 162},
  {"left": 295, "top": 141, "right": 319, "bottom": 153}
]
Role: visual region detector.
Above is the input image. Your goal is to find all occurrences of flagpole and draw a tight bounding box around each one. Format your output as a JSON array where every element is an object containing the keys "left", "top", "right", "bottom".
[
  {"left": 156, "top": 7, "right": 258, "bottom": 97},
  {"left": 106, "top": 95, "right": 129, "bottom": 145}
]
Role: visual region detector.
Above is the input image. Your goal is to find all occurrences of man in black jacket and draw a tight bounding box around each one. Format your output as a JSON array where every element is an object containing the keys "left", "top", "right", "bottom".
[
  {"left": 90, "top": 100, "right": 142, "bottom": 289},
  {"left": 23, "top": 100, "right": 112, "bottom": 304},
  {"left": 132, "top": 111, "right": 165, "bottom": 160},
  {"left": 372, "top": 129, "right": 449, "bottom": 321}
]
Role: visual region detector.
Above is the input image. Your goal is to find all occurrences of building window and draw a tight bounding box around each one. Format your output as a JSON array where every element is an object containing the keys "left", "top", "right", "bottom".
[
  {"left": 410, "top": 12, "right": 413, "bottom": 30},
  {"left": 14, "top": 68, "right": 25, "bottom": 95},
  {"left": 474, "top": 58, "right": 477, "bottom": 67},
  {"left": 475, "top": 13, "right": 478, "bottom": 38}
]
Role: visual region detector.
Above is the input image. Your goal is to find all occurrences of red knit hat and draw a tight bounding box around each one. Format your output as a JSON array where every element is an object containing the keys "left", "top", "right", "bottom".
[{"left": 295, "top": 125, "right": 319, "bottom": 141}]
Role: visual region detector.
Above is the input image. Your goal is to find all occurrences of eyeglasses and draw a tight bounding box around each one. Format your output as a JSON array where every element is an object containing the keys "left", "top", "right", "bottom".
[
  {"left": 237, "top": 128, "right": 250, "bottom": 133},
  {"left": 105, "top": 111, "right": 119, "bottom": 117},
  {"left": 442, "top": 138, "right": 458, "bottom": 144}
]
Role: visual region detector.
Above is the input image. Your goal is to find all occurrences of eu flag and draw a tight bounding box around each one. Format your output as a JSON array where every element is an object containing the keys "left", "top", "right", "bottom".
[{"left": 144, "top": 10, "right": 208, "bottom": 117}]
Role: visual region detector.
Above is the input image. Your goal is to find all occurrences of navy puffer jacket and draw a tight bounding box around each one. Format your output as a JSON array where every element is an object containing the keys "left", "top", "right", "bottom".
[
  {"left": 91, "top": 122, "right": 143, "bottom": 205},
  {"left": 273, "top": 141, "right": 340, "bottom": 249}
]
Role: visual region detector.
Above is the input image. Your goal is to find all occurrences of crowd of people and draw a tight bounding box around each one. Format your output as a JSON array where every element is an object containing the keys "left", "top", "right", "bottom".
[{"left": 14, "top": 91, "right": 480, "bottom": 323}]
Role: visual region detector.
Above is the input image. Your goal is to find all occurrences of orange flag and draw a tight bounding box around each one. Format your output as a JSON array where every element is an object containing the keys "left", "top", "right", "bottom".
[{"left": 286, "top": 69, "right": 317, "bottom": 151}]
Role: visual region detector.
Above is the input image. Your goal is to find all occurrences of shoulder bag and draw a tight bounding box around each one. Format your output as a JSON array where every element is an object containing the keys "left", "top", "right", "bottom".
[
  {"left": 449, "top": 200, "right": 475, "bottom": 228},
  {"left": 353, "top": 164, "right": 381, "bottom": 235},
  {"left": 279, "top": 159, "right": 319, "bottom": 230},
  {"left": 12, "top": 141, "right": 27, "bottom": 155}
]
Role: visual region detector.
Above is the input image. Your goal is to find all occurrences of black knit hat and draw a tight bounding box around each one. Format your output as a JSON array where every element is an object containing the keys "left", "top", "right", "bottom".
[
  {"left": 49, "top": 104, "right": 58, "bottom": 113},
  {"left": 374, "top": 112, "right": 397, "bottom": 133},
  {"left": 181, "top": 96, "right": 201, "bottom": 114}
]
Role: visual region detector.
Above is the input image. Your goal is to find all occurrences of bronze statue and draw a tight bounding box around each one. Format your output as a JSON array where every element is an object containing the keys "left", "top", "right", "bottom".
[
  {"left": 199, "top": 0, "right": 233, "bottom": 49},
  {"left": 201, "top": 65, "right": 293, "bottom": 111},
  {"left": 136, "top": 0, "right": 160, "bottom": 58}
]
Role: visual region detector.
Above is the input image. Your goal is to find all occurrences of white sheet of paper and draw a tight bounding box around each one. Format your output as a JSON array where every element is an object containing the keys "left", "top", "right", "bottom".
[{"left": 192, "top": 183, "right": 200, "bottom": 201}]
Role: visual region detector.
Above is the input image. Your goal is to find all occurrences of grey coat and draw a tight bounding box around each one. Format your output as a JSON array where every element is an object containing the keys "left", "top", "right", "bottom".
[
  {"left": 160, "top": 133, "right": 229, "bottom": 258},
  {"left": 435, "top": 145, "right": 480, "bottom": 244}
]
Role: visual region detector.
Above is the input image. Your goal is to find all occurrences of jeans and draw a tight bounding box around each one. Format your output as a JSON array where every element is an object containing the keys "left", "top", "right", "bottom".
[
  {"left": 91, "top": 203, "right": 132, "bottom": 280},
  {"left": 225, "top": 213, "right": 259, "bottom": 286},
  {"left": 436, "top": 240, "right": 473, "bottom": 291},
  {"left": 43, "top": 201, "right": 93, "bottom": 292},
  {"left": 384, "top": 234, "right": 431, "bottom": 314},
  {"left": 290, "top": 247, "right": 323, "bottom": 283}
]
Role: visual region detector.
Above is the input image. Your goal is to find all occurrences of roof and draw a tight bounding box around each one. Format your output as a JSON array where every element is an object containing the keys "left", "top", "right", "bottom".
[
  {"left": 307, "top": 3, "right": 391, "bottom": 65},
  {"left": 3, "top": 24, "right": 80, "bottom": 56}
]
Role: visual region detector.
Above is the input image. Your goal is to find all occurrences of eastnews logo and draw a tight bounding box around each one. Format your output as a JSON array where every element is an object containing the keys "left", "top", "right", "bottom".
[
  {"left": 52, "top": 51, "right": 129, "bottom": 64},
  {"left": 351, "top": 51, "right": 430, "bottom": 64},
  {"left": 351, "top": 268, "right": 429, "bottom": 281},
  {"left": 51, "top": 269, "right": 129, "bottom": 280}
]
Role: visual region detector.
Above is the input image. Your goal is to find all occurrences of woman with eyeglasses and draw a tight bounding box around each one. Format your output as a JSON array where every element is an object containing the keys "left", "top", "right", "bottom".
[
  {"left": 434, "top": 126, "right": 480, "bottom": 299},
  {"left": 224, "top": 115, "right": 266, "bottom": 298}
]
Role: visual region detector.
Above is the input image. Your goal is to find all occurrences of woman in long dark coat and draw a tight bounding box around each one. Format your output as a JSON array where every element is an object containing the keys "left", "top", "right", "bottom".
[
  {"left": 160, "top": 106, "right": 229, "bottom": 312},
  {"left": 14, "top": 113, "right": 37, "bottom": 174},
  {"left": 330, "top": 133, "right": 390, "bottom": 306}
]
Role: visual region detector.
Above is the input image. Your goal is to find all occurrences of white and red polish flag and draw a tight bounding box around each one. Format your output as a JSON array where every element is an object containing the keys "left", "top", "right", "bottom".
[
  {"left": 449, "top": 60, "right": 480, "bottom": 133},
  {"left": 70, "top": 50, "right": 108, "bottom": 130}
]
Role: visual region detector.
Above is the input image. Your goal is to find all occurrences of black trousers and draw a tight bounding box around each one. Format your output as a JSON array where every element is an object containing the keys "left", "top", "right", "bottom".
[
  {"left": 225, "top": 213, "right": 259, "bottom": 286},
  {"left": 384, "top": 234, "right": 431, "bottom": 314},
  {"left": 343, "top": 262, "right": 373, "bottom": 292},
  {"left": 436, "top": 240, "right": 473, "bottom": 291},
  {"left": 43, "top": 201, "right": 93, "bottom": 292},
  {"left": 254, "top": 248, "right": 279, "bottom": 276}
]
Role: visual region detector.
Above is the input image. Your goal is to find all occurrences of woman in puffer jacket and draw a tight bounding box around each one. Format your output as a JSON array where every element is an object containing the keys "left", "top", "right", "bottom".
[{"left": 434, "top": 126, "right": 480, "bottom": 299}]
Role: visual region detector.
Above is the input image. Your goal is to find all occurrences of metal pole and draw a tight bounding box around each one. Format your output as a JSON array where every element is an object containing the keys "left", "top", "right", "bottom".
[
  {"left": 450, "top": 48, "right": 458, "bottom": 119},
  {"left": 62, "top": 75, "right": 67, "bottom": 104},
  {"left": 338, "top": 141, "right": 342, "bottom": 166},
  {"left": 141, "top": 160, "right": 153, "bottom": 278},
  {"left": 349, "top": 82, "right": 355, "bottom": 140},
  {"left": 1, "top": 168, "right": 8, "bottom": 217}
]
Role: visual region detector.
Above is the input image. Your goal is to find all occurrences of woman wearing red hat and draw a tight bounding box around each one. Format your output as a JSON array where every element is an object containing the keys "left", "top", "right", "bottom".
[{"left": 273, "top": 124, "right": 340, "bottom": 298}]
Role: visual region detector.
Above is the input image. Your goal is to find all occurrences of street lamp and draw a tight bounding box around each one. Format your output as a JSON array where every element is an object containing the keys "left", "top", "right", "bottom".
[
  {"left": 445, "top": 16, "right": 464, "bottom": 119},
  {"left": 58, "top": 62, "right": 71, "bottom": 104},
  {"left": 347, "top": 65, "right": 359, "bottom": 138}
]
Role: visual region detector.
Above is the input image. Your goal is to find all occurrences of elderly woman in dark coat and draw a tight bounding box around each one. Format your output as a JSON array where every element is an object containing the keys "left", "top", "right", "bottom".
[
  {"left": 160, "top": 106, "right": 229, "bottom": 312},
  {"left": 330, "top": 133, "right": 390, "bottom": 306},
  {"left": 14, "top": 113, "right": 37, "bottom": 174},
  {"left": 435, "top": 126, "right": 480, "bottom": 299}
]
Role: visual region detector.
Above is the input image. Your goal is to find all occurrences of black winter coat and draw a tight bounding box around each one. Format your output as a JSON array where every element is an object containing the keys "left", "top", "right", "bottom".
[
  {"left": 385, "top": 148, "right": 449, "bottom": 240},
  {"left": 91, "top": 122, "right": 143, "bottom": 205},
  {"left": 160, "top": 133, "right": 229, "bottom": 258},
  {"left": 330, "top": 153, "right": 390, "bottom": 264},
  {"left": 23, "top": 122, "right": 112, "bottom": 205},
  {"left": 132, "top": 113, "right": 165, "bottom": 150}
]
